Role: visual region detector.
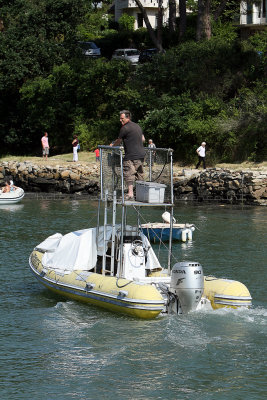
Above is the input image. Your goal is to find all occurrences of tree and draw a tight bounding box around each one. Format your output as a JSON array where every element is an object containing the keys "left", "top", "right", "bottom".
[
  {"left": 179, "top": 0, "right": 187, "bottom": 40},
  {"left": 0, "top": 0, "right": 89, "bottom": 153},
  {"left": 196, "top": 0, "right": 211, "bottom": 41},
  {"left": 134, "top": 0, "right": 164, "bottom": 52},
  {"left": 169, "top": 0, "right": 177, "bottom": 34}
]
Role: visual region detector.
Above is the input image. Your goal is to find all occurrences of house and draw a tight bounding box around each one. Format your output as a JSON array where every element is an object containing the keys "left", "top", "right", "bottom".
[
  {"left": 115, "top": 0, "right": 170, "bottom": 30},
  {"left": 240, "top": 1, "right": 266, "bottom": 25},
  {"left": 114, "top": 1, "right": 267, "bottom": 34},
  {"left": 240, "top": 1, "right": 267, "bottom": 38}
]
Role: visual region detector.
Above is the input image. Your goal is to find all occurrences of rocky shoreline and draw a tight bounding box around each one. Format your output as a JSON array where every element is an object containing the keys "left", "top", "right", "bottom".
[{"left": 1, "top": 160, "right": 267, "bottom": 205}]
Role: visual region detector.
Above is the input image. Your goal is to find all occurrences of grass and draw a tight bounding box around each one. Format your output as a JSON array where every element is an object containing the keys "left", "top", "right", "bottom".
[{"left": 0, "top": 151, "right": 96, "bottom": 164}]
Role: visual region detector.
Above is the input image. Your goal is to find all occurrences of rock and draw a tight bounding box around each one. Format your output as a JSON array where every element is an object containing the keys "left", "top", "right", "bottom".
[
  {"left": 60, "top": 170, "right": 70, "bottom": 179},
  {"left": 69, "top": 172, "right": 80, "bottom": 181}
]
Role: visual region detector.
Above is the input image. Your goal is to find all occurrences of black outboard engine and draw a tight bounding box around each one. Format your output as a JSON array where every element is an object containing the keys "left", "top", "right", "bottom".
[{"left": 170, "top": 262, "right": 204, "bottom": 314}]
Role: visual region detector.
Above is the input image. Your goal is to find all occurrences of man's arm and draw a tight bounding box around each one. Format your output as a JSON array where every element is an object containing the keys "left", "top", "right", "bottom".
[
  {"left": 142, "top": 134, "right": 145, "bottom": 143},
  {"left": 110, "top": 138, "right": 122, "bottom": 147}
]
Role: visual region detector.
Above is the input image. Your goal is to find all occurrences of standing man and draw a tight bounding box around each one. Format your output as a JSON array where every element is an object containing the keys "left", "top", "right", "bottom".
[
  {"left": 41, "top": 132, "right": 49, "bottom": 160},
  {"left": 196, "top": 142, "right": 206, "bottom": 169},
  {"left": 111, "top": 110, "right": 145, "bottom": 200}
]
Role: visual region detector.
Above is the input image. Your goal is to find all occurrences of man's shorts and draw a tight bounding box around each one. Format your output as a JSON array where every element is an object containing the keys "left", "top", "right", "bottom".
[
  {"left": 42, "top": 147, "right": 49, "bottom": 156},
  {"left": 123, "top": 159, "right": 144, "bottom": 184}
]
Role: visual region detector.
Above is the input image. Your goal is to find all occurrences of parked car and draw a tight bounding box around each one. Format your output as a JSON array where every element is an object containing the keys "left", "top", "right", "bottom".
[
  {"left": 78, "top": 41, "right": 101, "bottom": 57},
  {"left": 139, "top": 48, "right": 158, "bottom": 63},
  {"left": 111, "top": 49, "right": 140, "bottom": 65}
]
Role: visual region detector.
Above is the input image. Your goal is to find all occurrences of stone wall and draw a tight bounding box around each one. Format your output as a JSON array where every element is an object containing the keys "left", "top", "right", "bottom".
[
  {"left": 0, "top": 161, "right": 100, "bottom": 196},
  {"left": 173, "top": 168, "right": 267, "bottom": 205},
  {"left": 0, "top": 161, "right": 266, "bottom": 205}
]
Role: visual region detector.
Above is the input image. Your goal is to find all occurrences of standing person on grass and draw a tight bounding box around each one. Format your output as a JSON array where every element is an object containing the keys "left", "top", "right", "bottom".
[
  {"left": 148, "top": 138, "right": 156, "bottom": 166},
  {"left": 110, "top": 110, "right": 145, "bottom": 201},
  {"left": 41, "top": 132, "right": 49, "bottom": 160},
  {"left": 196, "top": 142, "right": 206, "bottom": 169},
  {"left": 72, "top": 135, "right": 79, "bottom": 162},
  {"left": 94, "top": 148, "right": 100, "bottom": 161}
]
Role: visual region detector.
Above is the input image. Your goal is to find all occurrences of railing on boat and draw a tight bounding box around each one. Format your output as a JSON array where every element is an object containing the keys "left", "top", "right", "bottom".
[{"left": 97, "top": 145, "right": 174, "bottom": 276}]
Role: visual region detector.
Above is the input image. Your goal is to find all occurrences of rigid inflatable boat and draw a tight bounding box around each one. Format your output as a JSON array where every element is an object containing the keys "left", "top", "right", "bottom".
[
  {"left": 0, "top": 187, "right": 24, "bottom": 204},
  {"left": 29, "top": 146, "right": 252, "bottom": 319}
]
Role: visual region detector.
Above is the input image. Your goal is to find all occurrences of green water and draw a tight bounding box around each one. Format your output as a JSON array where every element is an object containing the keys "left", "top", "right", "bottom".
[{"left": 0, "top": 199, "right": 266, "bottom": 400}]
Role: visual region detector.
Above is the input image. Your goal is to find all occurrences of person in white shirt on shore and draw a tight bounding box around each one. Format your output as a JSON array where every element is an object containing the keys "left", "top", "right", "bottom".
[{"left": 196, "top": 142, "right": 206, "bottom": 169}]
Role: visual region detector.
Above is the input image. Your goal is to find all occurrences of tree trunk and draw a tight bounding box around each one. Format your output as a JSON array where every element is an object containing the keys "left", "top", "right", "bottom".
[
  {"left": 135, "top": 0, "right": 164, "bottom": 52},
  {"left": 179, "top": 0, "right": 187, "bottom": 40},
  {"left": 157, "top": 0, "right": 163, "bottom": 46},
  {"left": 169, "top": 0, "right": 176, "bottom": 34},
  {"left": 196, "top": 0, "right": 211, "bottom": 41}
]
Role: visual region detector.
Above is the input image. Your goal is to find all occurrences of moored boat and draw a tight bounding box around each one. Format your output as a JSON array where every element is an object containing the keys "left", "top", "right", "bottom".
[
  {"left": 29, "top": 146, "right": 252, "bottom": 318},
  {"left": 0, "top": 187, "right": 24, "bottom": 204}
]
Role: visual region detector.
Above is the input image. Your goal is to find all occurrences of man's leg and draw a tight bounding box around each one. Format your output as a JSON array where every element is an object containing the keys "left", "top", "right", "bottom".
[
  {"left": 203, "top": 157, "right": 206, "bottom": 169},
  {"left": 196, "top": 156, "right": 201, "bottom": 169},
  {"left": 134, "top": 160, "right": 144, "bottom": 181},
  {"left": 123, "top": 160, "right": 135, "bottom": 197}
]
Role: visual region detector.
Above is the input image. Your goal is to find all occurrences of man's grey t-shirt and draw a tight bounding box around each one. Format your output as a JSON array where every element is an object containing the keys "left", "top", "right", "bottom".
[{"left": 119, "top": 121, "right": 145, "bottom": 161}]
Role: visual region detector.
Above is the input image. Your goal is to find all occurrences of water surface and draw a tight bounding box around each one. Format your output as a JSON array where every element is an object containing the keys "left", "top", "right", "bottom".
[{"left": 0, "top": 199, "right": 266, "bottom": 399}]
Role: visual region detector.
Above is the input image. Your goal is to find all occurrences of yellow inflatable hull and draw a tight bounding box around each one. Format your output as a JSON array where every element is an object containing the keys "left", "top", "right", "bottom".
[
  {"left": 30, "top": 251, "right": 252, "bottom": 318},
  {"left": 29, "top": 251, "right": 165, "bottom": 319},
  {"left": 203, "top": 276, "right": 252, "bottom": 309},
  {"left": 148, "top": 271, "right": 252, "bottom": 310}
]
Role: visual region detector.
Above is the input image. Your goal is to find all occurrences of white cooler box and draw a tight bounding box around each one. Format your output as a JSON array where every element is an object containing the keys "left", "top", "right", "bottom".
[{"left": 135, "top": 181, "right": 166, "bottom": 203}]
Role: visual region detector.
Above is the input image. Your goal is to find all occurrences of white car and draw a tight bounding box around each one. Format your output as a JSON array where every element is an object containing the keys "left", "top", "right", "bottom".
[
  {"left": 112, "top": 49, "right": 140, "bottom": 65},
  {"left": 78, "top": 41, "right": 101, "bottom": 57}
]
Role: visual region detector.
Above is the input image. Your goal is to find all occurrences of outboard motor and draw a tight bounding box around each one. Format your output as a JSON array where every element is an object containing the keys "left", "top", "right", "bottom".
[{"left": 170, "top": 262, "right": 204, "bottom": 314}]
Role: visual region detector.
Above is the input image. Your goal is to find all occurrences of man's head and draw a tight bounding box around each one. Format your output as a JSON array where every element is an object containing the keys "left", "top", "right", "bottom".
[
  {"left": 149, "top": 139, "right": 153, "bottom": 144},
  {"left": 120, "top": 110, "right": 131, "bottom": 126},
  {"left": 201, "top": 142, "right": 206, "bottom": 147},
  {"left": 44, "top": 132, "right": 48, "bottom": 137}
]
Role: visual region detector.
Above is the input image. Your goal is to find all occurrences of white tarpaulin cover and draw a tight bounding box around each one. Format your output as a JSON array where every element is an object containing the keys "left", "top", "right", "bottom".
[
  {"left": 38, "top": 225, "right": 161, "bottom": 273},
  {"left": 35, "top": 233, "right": 63, "bottom": 252},
  {"left": 42, "top": 229, "right": 97, "bottom": 272}
]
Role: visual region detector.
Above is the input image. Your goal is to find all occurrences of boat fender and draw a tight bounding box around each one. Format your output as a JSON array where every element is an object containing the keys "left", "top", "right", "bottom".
[
  {"left": 187, "top": 229, "right": 193, "bottom": 241},
  {"left": 162, "top": 211, "right": 176, "bottom": 224},
  {"left": 181, "top": 230, "right": 187, "bottom": 242}
]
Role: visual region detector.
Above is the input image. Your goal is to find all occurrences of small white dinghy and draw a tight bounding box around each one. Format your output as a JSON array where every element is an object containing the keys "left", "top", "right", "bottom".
[{"left": 0, "top": 187, "right": 25, "bottom": 204}]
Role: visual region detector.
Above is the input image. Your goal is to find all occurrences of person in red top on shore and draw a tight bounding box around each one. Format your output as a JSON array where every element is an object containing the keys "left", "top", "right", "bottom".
[{"left": 94, "top": 148, "right": 100, "bottom": 161}]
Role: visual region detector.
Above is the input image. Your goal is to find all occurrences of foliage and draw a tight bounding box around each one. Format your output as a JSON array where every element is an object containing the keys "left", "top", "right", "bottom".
[
  {"left": 211, "top": 20, "right": 238, "bottom": 43},
  {"left": 77, "top": 6, "right": 111, "bottom": 40},
  {"left": 18, "top": 59, "right": 137, "bottom": 151},
  {"left": 118, "top": 14, "right": 135, "bottom": 32},
  {"left": 0, "top": 1, "right": 266, "bottom": 162}
]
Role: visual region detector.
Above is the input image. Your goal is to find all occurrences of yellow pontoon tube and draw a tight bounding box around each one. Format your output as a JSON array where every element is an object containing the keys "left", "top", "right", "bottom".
[
  {"left": 203, "top": 276, "right": 252, "bottom": 309},
  {"left": 29, "top": 250, "right": 165, "bottom": 319}
]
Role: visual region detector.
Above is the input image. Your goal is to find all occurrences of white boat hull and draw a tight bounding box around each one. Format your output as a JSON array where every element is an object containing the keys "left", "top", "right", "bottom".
[{"left": 0, "top": 188, "right": 24, "bottom": 204}]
